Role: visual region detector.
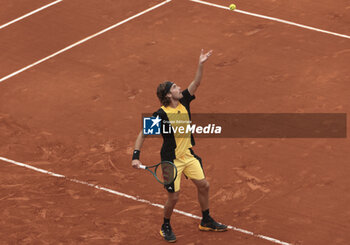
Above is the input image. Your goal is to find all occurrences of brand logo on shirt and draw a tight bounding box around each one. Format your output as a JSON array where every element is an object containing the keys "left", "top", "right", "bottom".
[{"left": 143, "top": 116, "right": 161, "bottom": 135}]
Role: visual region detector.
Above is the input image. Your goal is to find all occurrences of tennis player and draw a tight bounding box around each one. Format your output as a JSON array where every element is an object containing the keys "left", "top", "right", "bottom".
[{"left": 131, "top": 49, "right": 227, "bottom": 242}]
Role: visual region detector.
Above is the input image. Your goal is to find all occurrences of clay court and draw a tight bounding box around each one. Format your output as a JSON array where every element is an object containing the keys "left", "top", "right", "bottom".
[{"left": 1, "top": 0, "right": 350, "bottom": 244}]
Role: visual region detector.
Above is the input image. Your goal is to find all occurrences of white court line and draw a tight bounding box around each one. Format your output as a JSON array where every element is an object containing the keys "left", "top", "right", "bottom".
[
  {"left": 0, "top": 0, "right": 63, "bottom": 30},
  {"left": 190, "top": 0, "right": 350, "bottom": 40},
  {"left": 0, "top": 155, "right": 291, "bottom": 245},
  {"left": 0, "top": 0, "right": 172, "bottom": 83}
]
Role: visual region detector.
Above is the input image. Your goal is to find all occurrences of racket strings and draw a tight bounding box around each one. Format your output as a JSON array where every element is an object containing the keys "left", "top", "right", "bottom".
[{"left": 155, "top": 162, "right": 176, "bottom": 185}]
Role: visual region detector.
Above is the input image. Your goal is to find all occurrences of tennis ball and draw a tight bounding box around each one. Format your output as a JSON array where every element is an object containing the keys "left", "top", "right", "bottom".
[{"left": 229, "top": 4, "right": 236, "bottom": 11}]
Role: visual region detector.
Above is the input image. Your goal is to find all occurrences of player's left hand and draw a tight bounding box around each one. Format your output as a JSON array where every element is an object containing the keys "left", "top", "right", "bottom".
[{"left": 199, "top": 49, "right": 213, "bottom": 64}]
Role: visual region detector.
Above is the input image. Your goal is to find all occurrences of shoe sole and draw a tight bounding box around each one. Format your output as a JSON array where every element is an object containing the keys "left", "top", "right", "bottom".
[
  {"left": 198, "top": 225, "right": 228, "bottom": 232},
  {"left": 159, "top": 230, "right": 177, "bottom": 243}
]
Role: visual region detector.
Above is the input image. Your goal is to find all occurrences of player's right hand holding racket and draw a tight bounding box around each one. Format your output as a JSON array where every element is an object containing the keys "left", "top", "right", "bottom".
[{"left": 132, "top": 159, "right": 142, "bottom": 169}]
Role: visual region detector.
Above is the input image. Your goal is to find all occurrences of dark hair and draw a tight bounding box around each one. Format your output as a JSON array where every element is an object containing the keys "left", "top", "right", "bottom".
[{"left": 156, "top": 81, "right": 173, "bottom": 107}]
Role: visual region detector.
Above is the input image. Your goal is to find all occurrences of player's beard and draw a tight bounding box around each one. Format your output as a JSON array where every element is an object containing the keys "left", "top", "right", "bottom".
[
  {"left": 169, "top": 90, "right": 183, "bottom": 102},
  {"left": 175, "top": 91, "right": 183, "bottom": 100}
]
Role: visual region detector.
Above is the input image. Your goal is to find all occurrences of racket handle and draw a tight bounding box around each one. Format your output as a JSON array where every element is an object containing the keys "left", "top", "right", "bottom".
[{"left": 139, "top": 164, "right": 146, "bottom": 169}]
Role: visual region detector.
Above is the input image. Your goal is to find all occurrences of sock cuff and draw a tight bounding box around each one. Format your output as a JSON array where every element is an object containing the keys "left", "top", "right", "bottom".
[{"left": 202, "top": 209, "right": 210, "bottom": 219}]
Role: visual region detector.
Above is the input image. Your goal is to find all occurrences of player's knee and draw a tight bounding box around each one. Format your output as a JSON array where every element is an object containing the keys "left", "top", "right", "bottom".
[
  {"left": 203, "top": 181, "right": 210, "bottom": 191},
  {"left": 168, "top": 192, "right": 180, "bottom": 203},
  {"left": 171, "top": 195, "right": 179, "bottom": 203},
  {"left": 198, "top": 180, "right": 209, "bottom": 192}
]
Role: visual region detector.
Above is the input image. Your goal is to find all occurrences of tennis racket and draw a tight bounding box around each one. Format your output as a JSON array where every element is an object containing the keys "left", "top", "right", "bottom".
[{"left": 139, "top": 161, "right": 177, "bottom": 185}]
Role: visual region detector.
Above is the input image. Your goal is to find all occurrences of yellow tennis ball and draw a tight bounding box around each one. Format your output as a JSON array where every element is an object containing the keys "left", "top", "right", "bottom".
[{"left": 229, "top": 4, "right": 236, "bottom": 10}]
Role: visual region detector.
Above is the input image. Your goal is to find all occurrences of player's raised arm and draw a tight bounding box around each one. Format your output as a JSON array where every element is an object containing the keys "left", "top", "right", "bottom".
[
  {"left": 131, "top": 130, "right": 146, "bottom": 169},
  {"left": 188, "top": 49, "right": 213, "bottom": 96}
]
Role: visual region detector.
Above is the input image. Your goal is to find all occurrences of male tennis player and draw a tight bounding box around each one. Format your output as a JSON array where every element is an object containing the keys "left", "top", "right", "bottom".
[{"left": 131, "top": 49, "right": 227, "bottom": 242}]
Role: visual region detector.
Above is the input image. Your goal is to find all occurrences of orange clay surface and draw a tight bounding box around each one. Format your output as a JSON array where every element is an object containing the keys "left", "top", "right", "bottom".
[{"left": 0, "top": 0, "right": 350, "bottom": 244}]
